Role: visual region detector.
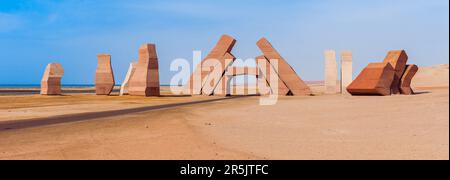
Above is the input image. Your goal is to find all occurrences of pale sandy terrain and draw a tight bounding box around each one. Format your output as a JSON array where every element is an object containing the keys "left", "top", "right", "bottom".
[{"left": 0, "top": 64, "right": 448, "bottom": 160}]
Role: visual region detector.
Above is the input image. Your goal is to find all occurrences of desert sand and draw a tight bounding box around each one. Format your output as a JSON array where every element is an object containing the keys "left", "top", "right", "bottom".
[{"left": 0, "top": 65, "right": 448, "bottom": 160}]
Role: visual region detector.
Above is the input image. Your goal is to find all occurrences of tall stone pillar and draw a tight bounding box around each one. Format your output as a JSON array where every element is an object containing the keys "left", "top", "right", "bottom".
[
  {"left": 324, "top": 50, "right": 338, "bottom": 94},
  {"left": 340, "top": 51, "right": 353, "bottom": 94}
]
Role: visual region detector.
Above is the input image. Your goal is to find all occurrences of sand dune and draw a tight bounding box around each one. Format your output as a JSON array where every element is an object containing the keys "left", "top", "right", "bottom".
[{"left": 413, "top": 64, "right": 449, "bottom": 88}]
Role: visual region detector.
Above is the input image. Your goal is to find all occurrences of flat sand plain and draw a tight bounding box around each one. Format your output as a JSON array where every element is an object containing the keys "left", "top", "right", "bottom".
[{"left": 0, "top": 65, "right": 448, "bottom": 160}]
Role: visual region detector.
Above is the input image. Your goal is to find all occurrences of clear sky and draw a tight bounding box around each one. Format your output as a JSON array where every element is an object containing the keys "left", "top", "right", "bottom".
[{"left": 0, "top": 0, "right": 448, "bottom": 85}]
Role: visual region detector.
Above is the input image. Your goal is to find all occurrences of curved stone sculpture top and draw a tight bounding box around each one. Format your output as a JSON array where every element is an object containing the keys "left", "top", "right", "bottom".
[{"left": 120, "top": 61, "right": 138, "bottom": 96}]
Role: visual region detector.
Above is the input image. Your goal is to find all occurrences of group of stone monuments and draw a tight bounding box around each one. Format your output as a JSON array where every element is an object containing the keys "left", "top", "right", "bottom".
[
  {"left": 347, "top": 50, "right": 418, "bottom": 96},
  {"left": 40, "top": 44, "right": 160, "bottom": 96},
  {"left": 188, "top": 35, "right": 312, "bottom": 96},
  {"left": 39, "top": 34, "right": 418, "bottom": 97}
]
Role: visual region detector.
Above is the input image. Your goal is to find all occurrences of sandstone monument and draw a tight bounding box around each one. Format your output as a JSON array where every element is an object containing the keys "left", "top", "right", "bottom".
[
  {"left": 128, "top": 44, "right": 160, "bottom": 96},
  {"left": 400, "top": 64, "right": 419, "bottom": 95},
  {"left": 324, "top": 50, "right": 338, "bottom": 94},
  {"left": 187, "top": 35, "right": 311, "bottom": 97},
  {"left": 41, "top": 63, "right": 64, "bottom": 95},
  {"left": 95, "top": 54, "right": 115, "bottom": 95},
  {"left": 256, "top": 38, "right": 311, "bottom": 96},
  {"left": 120, "top": 62, "right": 137, "bottom": 96},
  {"left": 341, "top": 51, "right": 353, "bottom": 94},
  {"left": 347, "top": 50, "right": 418, "bottom": 96}
]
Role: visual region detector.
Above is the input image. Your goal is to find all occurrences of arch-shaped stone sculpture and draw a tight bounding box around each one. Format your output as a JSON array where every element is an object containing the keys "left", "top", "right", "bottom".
[{"left": 187, "top": 35, "right": 311, "bottom": 97}]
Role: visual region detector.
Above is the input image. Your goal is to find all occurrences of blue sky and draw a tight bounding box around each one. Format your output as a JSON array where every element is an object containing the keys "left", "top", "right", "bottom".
[{"left": 0, "top": 0, "right": 448, "bottom": 85}]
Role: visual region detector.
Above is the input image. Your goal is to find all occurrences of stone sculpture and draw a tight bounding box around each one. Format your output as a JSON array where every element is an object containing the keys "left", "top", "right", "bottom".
[
  {"left": 256, "top": 38, "right": 311, "bottom": 96},
  {"left": 341, "top": 51, "right": 353, "bottom": 94},
  {"left": 324, "top": 50, "right": 338, "bottom": 94},
  {"left": 119, "top": 61, "right": 137, "bottom": 96},
  {"left": 41, "top": 63, "right": 64, "bottom": 95},
  {"left": 128, "top": 44, "right": 160, "bottom": 96},
  {"left": 400, "top": 64, "right": 419, "bottom": 95},
  {"left": 95, "top": 54, "right": 115, "bottom": 95}
]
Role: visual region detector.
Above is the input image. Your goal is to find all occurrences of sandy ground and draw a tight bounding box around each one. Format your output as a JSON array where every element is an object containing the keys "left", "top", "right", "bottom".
[{"left": 0, "top": 65, "right": 448, "bottom": 160}]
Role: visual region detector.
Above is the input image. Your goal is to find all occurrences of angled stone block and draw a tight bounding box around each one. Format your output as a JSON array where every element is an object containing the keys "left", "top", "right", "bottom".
[
  {"left": 95, "top": 54, "right": 115, "bottom": 95},
  {"left": 256, "top": 38, "right": 311, "bottom": 96},
  {"left": 400, "top": 64, "right": 419, "bottom": 95},
  {"left": 41, "top": 63, "right": 64, "bottom": 95},
  {"left": 324, "top": 50, "right": 338, "bottom": 94},
  {"left": 383, "top": 50, "right": 408, "bottom": 94},
  {"left": 120, "top": 61, "right": 138, "bottom": 96},
  {"left": 128, "top": 44, "right": 160, "bottom": 96},
  {"left": 341, "top": 51, "right": 353, "bottom": 94},
  {"left": 347, "top": 63, "right": 395, "bottom": 96},
  {"left": 188, "top": 35, "right": 236, "bottom": 95}
]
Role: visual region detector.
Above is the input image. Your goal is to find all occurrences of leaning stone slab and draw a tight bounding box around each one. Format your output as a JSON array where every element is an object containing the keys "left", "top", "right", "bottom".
[
  {"left": 256, "top": 38, "right": 311, "bottom": 96},
  {"left": 188, "top": 35, "right": 236, "bottom": 95},
  {"left": 400, "top": 64, "right": 419, "bottom": 95},
  {"left": 120, "top": 61, "right": 138, "bottom": 96}
]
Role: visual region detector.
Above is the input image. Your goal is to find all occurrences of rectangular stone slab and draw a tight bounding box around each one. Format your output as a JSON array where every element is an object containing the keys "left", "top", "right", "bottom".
[
  {"left": 347, "top": 62, "right": 395, "bottom": 96},
  {"left": 400, "top": 64, "right": 419, "bottom": 95},
  {"left": 324, "top": 50, "right": 338, "bottom": 94},
  {"left": 95, "top": 54, "right": 115, "bottom": 95},
  {"left": 383, "top": 50, "right": 408, "bottom": 94},
  {"left": 256, "top": 38, "right": 311, "bottom": 96}
]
